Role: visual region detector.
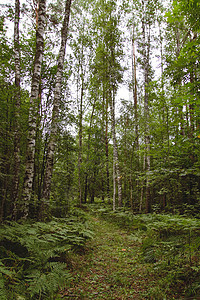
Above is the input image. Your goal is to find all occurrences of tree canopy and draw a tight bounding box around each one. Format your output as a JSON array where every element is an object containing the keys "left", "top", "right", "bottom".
[{"left": 0, "top": 0, "right": 200, "bottom": 221}]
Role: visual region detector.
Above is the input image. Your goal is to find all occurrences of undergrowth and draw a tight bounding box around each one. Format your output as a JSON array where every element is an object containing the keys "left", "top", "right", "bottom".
[
  {"left": 89, "top": 203, "right": 200, "bottom": 299},
  {"left": 0, "top": 209, "right": 93, "bottom": 300}
]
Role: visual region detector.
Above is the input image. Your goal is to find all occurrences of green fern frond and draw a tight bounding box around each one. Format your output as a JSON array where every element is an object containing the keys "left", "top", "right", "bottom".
[
  {"left": 0, "top": 261, "right": 16, "bottom": 277},
  {"left": 0, "top": 273, "right": 7, "bottom": 300},
  {"left": 0, "top": 215, "right": 93, "bottom": 299},
  {"left": 26, "top": 262, "right": 71, "bottom": 299}
]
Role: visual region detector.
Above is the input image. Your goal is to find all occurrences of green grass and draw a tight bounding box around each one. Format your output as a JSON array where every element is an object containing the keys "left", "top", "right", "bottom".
[
  {"left": 59, "top": 216, "right": 155, "bottom": 299},
  {"left": 59, "top": 206, "right": 200, "bottom": 299}
]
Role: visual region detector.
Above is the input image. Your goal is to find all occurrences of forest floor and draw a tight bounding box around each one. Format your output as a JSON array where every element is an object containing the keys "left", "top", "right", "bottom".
[{"left": 59, "top": 215, "right": 157, "bottom": 299}]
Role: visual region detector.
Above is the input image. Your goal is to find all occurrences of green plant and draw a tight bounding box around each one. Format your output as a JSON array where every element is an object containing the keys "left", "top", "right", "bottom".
[
  {"left": 90, "top": 205, "right": 200, "bottom": 298},
  {"left": 0, "top": 271, "right": 7, "bottom": 300},
  {"left": 0, "top": 213, "right": 93, "bottom": 299}
]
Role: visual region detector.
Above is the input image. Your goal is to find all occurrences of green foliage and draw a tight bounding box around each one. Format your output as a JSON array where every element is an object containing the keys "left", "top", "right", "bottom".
[
  {"left": 91, "top": 205, "right": 200, "bottom": 298},
  {"left": 0, "top": 271, "right": 7, "bottom": 300},
  {"left": 0, "top": 213, "right": 93, "bottom": 299},
  {"left": 26, "top": 262, "right": 71, "bottom": 299},
  {"left": 51, "top": 132, "right": 76, "bottom": 215}
]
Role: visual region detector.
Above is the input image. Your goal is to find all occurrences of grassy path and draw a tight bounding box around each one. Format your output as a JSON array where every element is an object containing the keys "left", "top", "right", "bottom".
[{"left": 60, "top": 215, "right": 152, "bottom": 299}]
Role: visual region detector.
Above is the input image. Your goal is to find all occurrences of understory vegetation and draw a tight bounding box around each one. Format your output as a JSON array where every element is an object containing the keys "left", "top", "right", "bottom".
[
  {"left": 90, "top": 204, "right": 200, "bottom": 298},
  {"left": 0, "top": 209, "right": 93, "bottom": 299},
  {"left": 1, "top": 204, "right": 199, "bottom": 299}
]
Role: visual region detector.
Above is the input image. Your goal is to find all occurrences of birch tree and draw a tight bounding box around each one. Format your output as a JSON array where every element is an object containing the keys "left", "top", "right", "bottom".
[
  {"left": 41, "top": 0, "right": 72, "bottom": 219},
  {"left": 21, "top": 0, "right": 46, "bottom": 219},
  {"left": 12, "top": 0, "right": 21, "bottom": 219},
  {"left": 107, "top": 3, "right": 123, "bottom": 209}
]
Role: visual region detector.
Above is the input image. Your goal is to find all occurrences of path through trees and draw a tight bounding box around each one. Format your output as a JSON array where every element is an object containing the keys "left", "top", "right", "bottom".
[{"left": 60, "top": 215, "right": 154, "bottom": 299}]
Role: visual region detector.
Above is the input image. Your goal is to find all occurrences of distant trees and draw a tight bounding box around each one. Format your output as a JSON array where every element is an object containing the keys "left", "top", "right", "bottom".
[{"left": 0, "top": 0, "right": 200, "bottom": 222}]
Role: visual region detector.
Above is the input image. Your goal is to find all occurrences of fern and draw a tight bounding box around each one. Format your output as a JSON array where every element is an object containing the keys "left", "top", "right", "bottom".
[
  {"left": 0, "top": 272, "right": 7, "bottom": 300},
  {"left": 92, "top": 205, "right": 200, "bottom": 297},
  {"left": 26, "top": 262, "right": 71, "bottom": 299},
  {"left": 0, "top": 213, "right": 93, "bottom": 299}
]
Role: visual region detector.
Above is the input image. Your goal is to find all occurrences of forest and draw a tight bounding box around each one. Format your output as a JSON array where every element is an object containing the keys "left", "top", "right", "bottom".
[{"left": 0, "top": 0, "right": 200, "bottom": 299}]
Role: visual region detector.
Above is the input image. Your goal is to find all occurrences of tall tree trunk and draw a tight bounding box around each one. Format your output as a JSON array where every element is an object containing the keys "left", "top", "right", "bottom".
[
  {"left": 110, "top": 88, "right": 122, "bottom": 208},
  {"left": 132, "top": 23, "right": 138, "bottom": 151},
  {"left": 78, "top": 74, "right": 84, "bottom": 206},
  {"left": 21, "top": 0, "right": 46, "bottom": 219},
  {"left": 41, "top": 0, "right": 72, "bottom": 219},
  {"left": 175, "top": 26, "right": 185, "bottom": 136},
  {"left": 139, "top": 154, "right": 146, "bottom": 212},
  {"left": 132, "top": 22, "right": 139, "bottom": 208},
  {"left": 105, "top": 88, "right": 110, "bottom": 203},
  {"left": 109, "top": 21, "right": 122, "bottom": 208},
  {"left": 112, "top": 149, "right": 116, "bottom": 211},
  {"left": 12, "top": 0, "right": 21, "bottom": 220},
  {"left": 84, "top": 98, "right": 96, "bottom": 203},
  {"left": 142, "top": 7, "right": 151, "bottom": 213},
  {"left": 189, "top": 33, "right": 196, "bottom": 138}
]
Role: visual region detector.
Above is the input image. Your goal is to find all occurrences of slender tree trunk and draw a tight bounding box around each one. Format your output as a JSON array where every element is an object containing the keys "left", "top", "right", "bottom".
[
  {"left": 78, "top": 69, "right": 84, "bottom": 206},
  {"left": 132, "top": 22, "right": 139, "bottom": 208},
  {"left": 113, "top": 154, "right": 116, "bottom": 211},
  {"left": 110, "top": 88, "right": 122, "bottom": 208},
  {"left": 142, "top": 9, "right": 151, "bottom": 213},
  {"left": 175, "top": 26, "right": 185, "bottom": 136},
  {"left": 109, "top": 28, "right": 122, "bottom": 207},
  {"left": 21, "top": 0, "right": 46, "bottom": 219},
  {"left": 12, "top": 0, "right": 21, "bottom": 220},
  {"left": 139, "top": 154, "right": 146, "bottom": 213},
  {"left": 41, "top": 0, "right": 72, "bottom": 219},
  {"left": 189, "top": 34, "right": 196, "bottom": 138},
  {"left": 33, "top": 89, "right": 42, "bottom": 214},
  {"left": 132, "top": 23, "right": 138, "bottom": 150},
  {"left": 84, "top": 98, "right": 96, "bottom": 202},
  {"left": 130, "top": 175, "right": 133, "bottom": 211},
  {"left": 105, "top": 91, "right": 110, "bottom": 203}
]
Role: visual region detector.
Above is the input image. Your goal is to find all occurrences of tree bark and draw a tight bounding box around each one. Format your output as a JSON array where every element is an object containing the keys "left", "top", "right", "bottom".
[
  {"left": 132, "top": 22, "right": 139, "bottom": 209},
  {"left": 12, "top": 0, "right": 21, "bottom": 220},
  {"left": 21, "top": 0, "right": 46, "bottom": 219},
  {"left": 84, "top": 98, "right": 96, "bottom": 203},
  {"left": 41, "top": 0, "right": 72, "bottom": 219},
  {"left": 132, "top": 23, "right": 139, "bottom": 151},
  {"left": 78, "top": 73, "right": 84, "bottom": 207},
  {"left": 175, "top": 26, "right": 185, "bottom": 136},
  {"left": 110, "top": 88, "right": 122, "bottom": 208},
  {"left": 105, "top": 93, "right": 110, "bottom": 203},
  {"left": 142, "top": 5, "right": 151, "bottom": 213}
]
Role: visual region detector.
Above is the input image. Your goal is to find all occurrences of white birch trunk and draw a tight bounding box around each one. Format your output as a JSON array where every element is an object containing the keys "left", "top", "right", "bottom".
[
  {"left": 22, "top": 0, "right": 46, "bottom": 219},
  {"left": 12, "top": 0, "right": 21, "bottom": 219},
  {"left": 41, "top": 0, "right": 72, "bottom": 217}
]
